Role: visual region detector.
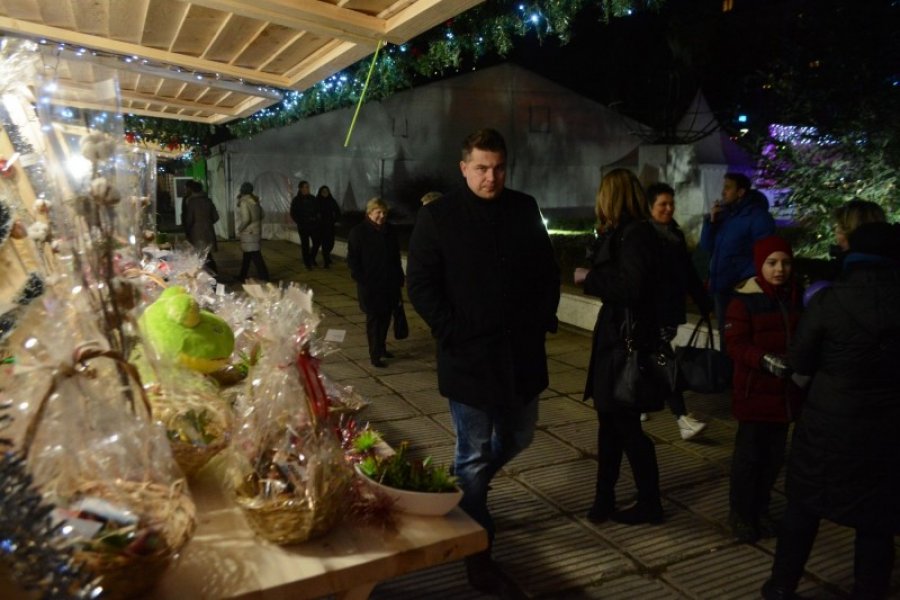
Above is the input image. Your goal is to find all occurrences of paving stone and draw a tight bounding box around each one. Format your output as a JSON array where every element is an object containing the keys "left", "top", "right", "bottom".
[
  {"left": 504, "top": 430, "right": 583, "bottom": 474},
  {"left": 518, "top": 459, "right": 635, "bottom": 515},
  {"left": 548, "top": 369, "right": 589, "bottom": 396},
  {"left": 666, "top": 476, "right": 732, "bottom": 528},
  {"left": 654, "top": 443, "right": 723, "bottom": 494},
  {"left": 537, "top": 395, "right": 596, "bottom": 428},
  {"left": 369, "top": 415, "right": 455, "bottom": 449},
  {"left": 681, "top": 391, "right": 733, "bottom": 421},
  {"left": 406, "top": 442, "right": 456, "bottom": 469},
  {"left": 357, "top": 393, "right": 420, "bottom": 422},
  {"left": 319, "top": 358, "right": 369, "bottom": 381},
  {"left": 430, "top": 411, "right": 456, "bottom": 435},
  {"left": 488, "top": 476, "right": 565, "bottom": 530},
  {"left": 594, "top": 501, "right": 731, "bottom": 570},
  {"left": 495, "top": 518, "right": 635, "bottom": 596},
  {"left": 378, "top": 371, "right": 440, "bottom": 393},
  {"left": 550, "top": 349, "right": 591, "bottom": 370},
  {"left": 563, "top": 574, "right": 687, "bottom": 599},
  {"left": 369, "top": 560, "right": 486, "bottom": 599},
  {"left": 547, "top": 357, "right": 579, "bottom": 374},
  {"left": 401, "top": 389, "right": 449, "bottom": 415},
  {"left": 339, "top": 376, "right": 397, "bottom": 398},
  {"left": 546, "top": 420, "right": 597, "bottom": 456}
]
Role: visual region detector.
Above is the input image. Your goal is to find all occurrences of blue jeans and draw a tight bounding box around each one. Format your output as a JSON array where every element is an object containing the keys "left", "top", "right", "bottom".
[{"left": 449, "top": 398, "right": 539, "bottom": 544}]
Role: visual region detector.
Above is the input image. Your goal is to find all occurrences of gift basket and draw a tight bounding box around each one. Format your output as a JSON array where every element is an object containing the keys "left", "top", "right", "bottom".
[{"left": 228, "top": 284, "right": 353, "bottom": 544}]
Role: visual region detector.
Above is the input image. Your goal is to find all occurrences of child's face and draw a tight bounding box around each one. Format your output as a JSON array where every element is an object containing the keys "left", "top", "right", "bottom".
[{"left": 761, "top": 251, "right": 792, "bottom": 286}]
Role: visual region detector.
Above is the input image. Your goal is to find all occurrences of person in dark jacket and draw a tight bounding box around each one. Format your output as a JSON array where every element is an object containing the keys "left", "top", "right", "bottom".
[
  {"left": 407, "top": 128, "right": 560, "bottom": 596},
  {"left": 762, "top": 222, "right": 900, "bottom": 600},
  {"left": 289, "top": 181, "right": 320, "bottom": 269},
  {"left": 316, "top": 185, "right": 341, "bottom": 268},
  {"left": 724, "top": 235, "right": 804, "bottom": 544},
  {"left": 347, "top": 197, "right": 404, "bottom": 368},
  {"left": 645, "top": 182, "right": 713, "bottom": 440},
  {"left": 181, "top": 179, "right": 218, "bottom": 274},
  {"left": 699, "top": 173, "right": 775, "bottom": 350},
  {"left": 826, "top": 198, "right": 886, "bottom": 278},
  {"left": 574, "top": 168, "right": 666, "bottom": 526}
]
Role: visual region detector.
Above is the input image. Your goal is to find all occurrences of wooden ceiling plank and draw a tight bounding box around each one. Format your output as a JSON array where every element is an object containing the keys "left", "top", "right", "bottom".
[
  {"left": 34, "top": 0, "right": 74, "bottom": 28},
  {"left": 0, "top": 0, "right": 44, "bottom": 22},
  {"left": 71, "top": 0, "right": 110, "bottom": 36},
  {"left": 0, "top": 16, "right": 292, "bottom": 88},
  {"left": 384, "top": 0, "right": 484, "bottom": 43},
  {"left": 283, "top": 39, "right": 372, "bottom": 91},
  {"left": 257, "top": 30, "right": 305, "bottom": 72},
  {"left": 54, "top": 79, "right": 242, "bottom": 115},
  {"left": 204, "top": 16, "right": 268, "bottom": 63},
  {"left": 171, "top": 5, "right": 228, "bottom": 56},
  {"left": 180, "top": 0, "right": 391, "bottom": 45},
  {"left": 200, "top": 10, "right": 234, "bottom": 60},
  {"left": 109, "top": 0, "right": 150, "bottom": 43},
  {"left": 140, "top": 0, "right": 189, "bottom": 48}
]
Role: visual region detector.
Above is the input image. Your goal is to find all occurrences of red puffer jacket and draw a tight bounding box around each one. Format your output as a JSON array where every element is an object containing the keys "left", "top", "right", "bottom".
[{"left": 725, "top": 277, "right": 804, "bottom": 422}]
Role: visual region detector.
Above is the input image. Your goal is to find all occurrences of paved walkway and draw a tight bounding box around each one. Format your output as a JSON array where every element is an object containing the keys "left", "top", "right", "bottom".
[{"left": 217, "top": 240, "right": 898, "bottom": 600}]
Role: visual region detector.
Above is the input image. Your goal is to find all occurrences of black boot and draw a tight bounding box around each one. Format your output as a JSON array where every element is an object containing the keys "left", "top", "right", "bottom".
[
  {"left": 610, "top": 501, "right": 664, "bottom": 525},
  {"left": 761, "top": 579, "right": 806, "bottom": 599},
  {"left": 464, "top": 551, "right": 526, "bottom": 599}
]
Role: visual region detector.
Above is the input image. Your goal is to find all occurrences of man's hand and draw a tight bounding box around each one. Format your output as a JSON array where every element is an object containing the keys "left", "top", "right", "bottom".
[
  {"left": 574, "top": 268, "right": 590, "bottom": 286},
  {"left": 709, "top": 200, "right": 724, "bottom": 223},
  {"left": 761, "top": 353, "right": 791, "bottom": 378}
]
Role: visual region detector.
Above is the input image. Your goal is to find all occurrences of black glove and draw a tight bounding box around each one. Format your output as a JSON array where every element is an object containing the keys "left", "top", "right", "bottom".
[{"left": 761, "top": 353, "right": 791, "bottom": 379}]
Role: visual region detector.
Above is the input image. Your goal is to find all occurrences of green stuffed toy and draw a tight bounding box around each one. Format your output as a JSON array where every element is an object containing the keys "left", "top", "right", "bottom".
[{"left": 139, "top": 285, "right": 234, "bottom": 374}]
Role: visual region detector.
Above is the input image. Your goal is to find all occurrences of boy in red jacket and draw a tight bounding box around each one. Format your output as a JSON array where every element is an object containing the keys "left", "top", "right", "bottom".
[{"left": 725, "top": 235, "right": 804, "bottom": 543}]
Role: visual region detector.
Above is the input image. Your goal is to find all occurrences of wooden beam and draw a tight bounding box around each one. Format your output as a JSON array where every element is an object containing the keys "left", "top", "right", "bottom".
[
  {"left": 0, "top": 16, "right": 293, "bottom": 89},
  {"left": 385, "top": 0, "right": 485, "bottom": 43},
  {"left": 48, "top": 97, "right": 219, "bottom": 124},
  {"left": 41, "top": 45, "right": 284, "bottom": 101},
  {"left": 283, "top": 39, "right": 373, "bottom": 91},
  {"left": 179, "top": 0, "right": 392, "bottom": 45},
  {"left": 53, "top": 80, "right": 244, "bottom": 116}
]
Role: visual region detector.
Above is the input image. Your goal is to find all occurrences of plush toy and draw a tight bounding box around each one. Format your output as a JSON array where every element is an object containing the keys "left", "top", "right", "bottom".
[{"left": 139, "top": 285, "right": 234, "bottom": 374}]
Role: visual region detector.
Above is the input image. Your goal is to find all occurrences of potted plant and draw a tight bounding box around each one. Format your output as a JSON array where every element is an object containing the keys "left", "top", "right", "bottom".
[{"left": 352, "top": 433, "right": 462, "bottom": 516}]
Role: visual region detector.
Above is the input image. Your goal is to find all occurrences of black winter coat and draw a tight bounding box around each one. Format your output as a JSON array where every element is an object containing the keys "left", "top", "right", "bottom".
[
  {"left": 289, "top": 193, "right": 318, "bottom": 232},
  {"left": 786, "top": 256, "right": 900, "bottom": 532},
  {"left": 406, "top": 185, "right": 560, "bottom": 409},
  {"left": 651, "top": 221, "right": 712, "bottom": 326},
  {"left": 582, "top": 218, "right": 664, "bottom": 413},
  {"left": 347, "top": 219, "right": 404, "bottom": 316}
]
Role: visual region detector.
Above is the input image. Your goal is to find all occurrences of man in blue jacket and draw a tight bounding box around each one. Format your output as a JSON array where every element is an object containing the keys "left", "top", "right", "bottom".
[
  {"left": 699, "top": 173, "right": 775, "bottom": 349},
  {"left": 407, "top": 128, "right": 560, "bottom": 598}
]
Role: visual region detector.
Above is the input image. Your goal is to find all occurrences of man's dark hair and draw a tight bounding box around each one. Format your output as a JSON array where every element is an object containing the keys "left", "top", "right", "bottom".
[
  {"left": 645, "top": 182, "right": 675, "bottom": 207},
  {"left": 299, "top": 180, "right": 309, "bottom": 188},
  {"left": 462, "top": 128, "right": 507, "bottom": 161},
  {"left": 185, "top": 180, "right": 202, "bottom": 193},
  {"left": 724, "top": 172, "right": 752, "bottom": 192}
]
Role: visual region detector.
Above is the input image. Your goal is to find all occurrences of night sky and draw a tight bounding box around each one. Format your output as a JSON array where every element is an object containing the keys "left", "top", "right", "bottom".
[{"left": 505, "top": 0, "right": 899, "bottom": 143}]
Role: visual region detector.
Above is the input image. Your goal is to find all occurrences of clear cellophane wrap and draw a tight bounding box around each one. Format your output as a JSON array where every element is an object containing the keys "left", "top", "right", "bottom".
[
  {"left": 227, "top": 283, "right": 352, "bottom": 545},
  {"left": 131, "top": 340, "right": 234, "bottom": 478},
  {"left": 6, "top": 303, "right": 195, "bottom": 599}
]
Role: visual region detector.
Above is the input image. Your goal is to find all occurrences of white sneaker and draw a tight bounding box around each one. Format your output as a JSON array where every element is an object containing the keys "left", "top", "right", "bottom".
[
  {"left": 640, "top": 413, "right": 648, "bottom": 422},
  {"left": 677, "top": 414, "right": 707, "bottom": 440}
]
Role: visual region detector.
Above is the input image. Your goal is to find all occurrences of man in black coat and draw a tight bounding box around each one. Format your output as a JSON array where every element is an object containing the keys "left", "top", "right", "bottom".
[
  {"left": 289, "top": 180, "right": 320, "bottom": 269},
  {"left": 407, "top": 128, "right": 560, "bottom": 597}
]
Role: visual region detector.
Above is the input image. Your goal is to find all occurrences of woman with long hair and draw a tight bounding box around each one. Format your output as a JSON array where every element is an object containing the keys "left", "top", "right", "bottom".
[{"left": 574, "top": 168, "right": 665, "bottom": 525}]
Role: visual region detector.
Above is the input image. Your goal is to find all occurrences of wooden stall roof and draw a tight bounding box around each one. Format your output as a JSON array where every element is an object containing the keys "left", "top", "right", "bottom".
[{"left": 0, "top": 0, "right": 483, "bottom": 124}]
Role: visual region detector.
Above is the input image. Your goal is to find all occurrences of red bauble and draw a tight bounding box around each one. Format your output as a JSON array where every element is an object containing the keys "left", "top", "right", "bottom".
[{"left": 0, "top": 158, "right": 16, "bottom": 179}]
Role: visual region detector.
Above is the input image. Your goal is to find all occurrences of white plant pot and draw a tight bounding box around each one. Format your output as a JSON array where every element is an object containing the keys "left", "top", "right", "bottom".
[{"left": 355, "top": 467, "right": 463, "bottom": 516}]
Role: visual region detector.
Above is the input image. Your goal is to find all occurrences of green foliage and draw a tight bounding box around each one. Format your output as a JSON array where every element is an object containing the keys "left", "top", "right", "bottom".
[{"left": 357, "top": 441, "right": 458, "bottom": 493}]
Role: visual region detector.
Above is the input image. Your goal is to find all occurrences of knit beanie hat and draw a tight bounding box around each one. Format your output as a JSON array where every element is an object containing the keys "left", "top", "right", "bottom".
[
  {"left": 239, "top": 181, "right": 253, "bottom": 195},
  {"left": 753, "top": 235, "right": 793, "bottom": 276}
]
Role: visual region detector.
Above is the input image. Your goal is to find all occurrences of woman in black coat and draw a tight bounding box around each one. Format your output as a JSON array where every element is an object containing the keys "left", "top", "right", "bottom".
[
  {"left": 347, "top": 197, "right": 404, "bottom": 368},
  {"left": 763, "top": 222, "right": 900, "bottom": 600},
  {"left": 646, "top": 182, "right": 713, "bottom": 440},
  {"left": 316, "top": 185, "right": 341, "bottom": 268},
  {"left": 575, "top": 168, "right": 665, "bottom": 526}
]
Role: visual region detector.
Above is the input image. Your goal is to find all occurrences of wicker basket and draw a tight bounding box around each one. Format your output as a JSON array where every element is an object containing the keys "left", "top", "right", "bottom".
[
  {"left": 70, "top": 479, "right": 196, "bottom": 599},
  {"left": 234, "top": 480, "right": 348, "bottom": 545}
]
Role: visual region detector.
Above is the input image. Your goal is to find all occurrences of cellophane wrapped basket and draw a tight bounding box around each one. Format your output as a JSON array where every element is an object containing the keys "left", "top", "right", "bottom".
[
  {"left": 228, "top": 284, "right": 352, "bottom": 544},
  {"left": 8, "top": 309, "right": 196, "bottom": 599}
]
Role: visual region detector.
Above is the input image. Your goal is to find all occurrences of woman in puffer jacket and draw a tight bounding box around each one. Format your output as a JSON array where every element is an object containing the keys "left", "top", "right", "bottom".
[
  {"left": 763, "top": 222, "right": 900, "bottom": 600},
  {"left": 236, "top": 182, "right": 269, "bottom": 282}
]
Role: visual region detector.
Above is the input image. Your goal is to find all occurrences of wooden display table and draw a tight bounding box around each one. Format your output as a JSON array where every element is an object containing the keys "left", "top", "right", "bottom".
[{"left": 149, "top": 459, "right": 488, "bottom": 599}]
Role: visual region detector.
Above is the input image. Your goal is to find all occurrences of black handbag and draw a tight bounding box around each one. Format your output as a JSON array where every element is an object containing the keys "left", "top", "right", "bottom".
[
  {"left": 675, "top": 318, "right": 732, "bottom": 393},
  {"left": 393, "top": 300, "right": 409, "bottom": 340},
  {"left": 612, "top": 310, "right": 677, "bottom": 411}
]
